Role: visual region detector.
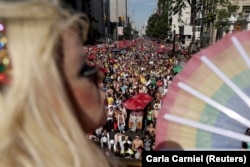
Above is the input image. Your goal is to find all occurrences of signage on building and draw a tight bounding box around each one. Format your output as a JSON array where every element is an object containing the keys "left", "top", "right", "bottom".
[
  {"left": 184, "top": 26, "right": 192, "bottom": 35},
  {"left": 118, "top": 27, "right": 123, "bottom": 35}
]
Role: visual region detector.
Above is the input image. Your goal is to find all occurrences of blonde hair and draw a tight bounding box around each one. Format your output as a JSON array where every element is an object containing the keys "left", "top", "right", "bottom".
[{"left": 0, "top": 1, "right": 111, "bottom": 167}]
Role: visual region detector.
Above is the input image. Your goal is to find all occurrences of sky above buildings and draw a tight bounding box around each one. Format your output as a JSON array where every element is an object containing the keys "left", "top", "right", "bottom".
[{"left": 128, "top": 0, "right": 157, "bottom": 30}]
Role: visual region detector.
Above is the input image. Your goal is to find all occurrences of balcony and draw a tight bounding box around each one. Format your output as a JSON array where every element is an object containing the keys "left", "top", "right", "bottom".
[{"left": 242, "top": 13, "right": 250, "bottom": 19}]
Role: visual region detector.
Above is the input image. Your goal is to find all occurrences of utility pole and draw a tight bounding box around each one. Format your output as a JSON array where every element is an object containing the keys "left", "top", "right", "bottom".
[
  {"left": 116, "top": 0, "right": 119, "bottom": 46},
  {"left": 172, "top": 29, "right": 176, "bottom": 56},
  {"left": 200, "top": 0, "right": 205, "bottom": 48},
  {"left": 132, "top": 9, "right": 135, "bottom": 39}
]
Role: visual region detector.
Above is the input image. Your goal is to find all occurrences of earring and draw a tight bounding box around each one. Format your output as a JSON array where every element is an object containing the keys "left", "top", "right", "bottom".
[{"left": 0, "top": 21, "right": 11, "bottom": 88}]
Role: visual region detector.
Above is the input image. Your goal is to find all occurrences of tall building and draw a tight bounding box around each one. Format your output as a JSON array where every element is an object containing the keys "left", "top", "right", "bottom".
[
  {"left": 89, "top": 0, "right": 105, "bottom": 36},
  {"left": 63, "top": 0, "right": 131, "bottom": 41},
  {"left": 140, "top": 21, "right": 147, "bottom": 36},
  {"left": 62, "top": 0, "right": 105, "bottom": 43},
  {"left": 104, "top": 0, "right": 110, "bottom": 36},
  {"left": 109, "top": 0, "right": 127, "bottom": 24}
]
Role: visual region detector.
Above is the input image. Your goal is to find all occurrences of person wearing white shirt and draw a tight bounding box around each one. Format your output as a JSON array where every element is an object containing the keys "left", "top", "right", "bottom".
[
  {"left": 100, "top": 129, "right": 110, "bottom": 149},
  {"left": 114, "top": 132, "right": 124, "bottom": 152}
]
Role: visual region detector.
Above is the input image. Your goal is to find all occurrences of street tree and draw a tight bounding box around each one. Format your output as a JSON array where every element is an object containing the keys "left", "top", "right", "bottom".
[
  {"left": 214, "top": 2, "right": 240, "bottom": 40},
  {"left": 146, "top": 14, "right": 160, "bottom": 39},
  {"left": 146, "top": 0, "right": 171, "bottom": 39},
  {"left": 171, "top": 0, "right": 232, "bottom": 57}
]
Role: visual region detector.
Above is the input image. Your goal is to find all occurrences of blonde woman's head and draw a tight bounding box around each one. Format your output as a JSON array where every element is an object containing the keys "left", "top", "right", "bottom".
[{"left": 0, "top": 1, "right": 109, "bottom": 167}]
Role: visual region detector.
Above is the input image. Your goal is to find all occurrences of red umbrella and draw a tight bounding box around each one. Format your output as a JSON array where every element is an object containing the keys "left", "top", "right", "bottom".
[
  {"left": 101, "top": 48, "right": 107, "bottom": 52},
  {"left": 132, "top": 93, "right": 153, "bottom": 103},
  {"left": 109, "top": 59, "right": 116, "bottom": 64},
  {"left": 87, "top": 54, "right": 95, "bottom": 60},
  {"left": 123, "top": 98, "right": 147, "bottom": 110}
]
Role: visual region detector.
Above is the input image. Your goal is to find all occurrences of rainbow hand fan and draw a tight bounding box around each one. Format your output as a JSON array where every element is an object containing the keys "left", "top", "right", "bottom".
[{"left": 155, "top": 30, "right": 250, "bottom": 150}]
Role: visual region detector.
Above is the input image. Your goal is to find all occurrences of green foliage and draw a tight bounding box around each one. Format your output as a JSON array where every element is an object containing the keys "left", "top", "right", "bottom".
[
  {"left": 123, "top": 23, "right": 133, "bottom": 39},
  {"left": 146, "top": 14, "right": 160, "bottom": 38},
  {"left": 146, "top": 14, "right": 170, "bottom": 39},
  {"left": 146, "top": 0, "right": 171, "bottom": 39},
  {"left": 215, "top": 1, "right": 240, "bottom": 28},
  {"left": 145, "top": 0, "right": 235, "bottom": 47},
  {"left": 214, "top": 9, "right": 230, "bottom": 27},
  {"left": 171, "top": 0, "right": 234, "bottom": 54}
]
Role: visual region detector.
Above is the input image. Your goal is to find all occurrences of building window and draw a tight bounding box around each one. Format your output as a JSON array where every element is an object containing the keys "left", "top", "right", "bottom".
[
  {"left": 243, "top": 6, "right": 250, "bottom": 13},
  {"left": 195, "top": 27, "right": 201, "bottom": 32}
]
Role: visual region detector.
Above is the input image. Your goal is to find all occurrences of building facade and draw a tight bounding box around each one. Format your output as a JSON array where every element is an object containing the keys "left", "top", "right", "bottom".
[
  {"left": 89, "top": 0, "right": 105, "bottom": 36},
  {"left": 232, "top": 0, "right": 250, "bottom": 12},
  {"left": 109, "top": 0, "right": 127, "bottom": 24},
  {"left": 167, "top": 1, "right": 200, "bottom": 48},
  {"left": 168, "top": 1, "right": 191, "bottom": 36},
  {"left": 200, "top": 0, "right": 250, "bottom": 46}
]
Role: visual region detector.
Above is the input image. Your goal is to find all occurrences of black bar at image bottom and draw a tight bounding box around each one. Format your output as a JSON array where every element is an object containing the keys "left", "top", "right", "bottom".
[{"left": 142, "top": 151, "right": 250, "bottom": 167}]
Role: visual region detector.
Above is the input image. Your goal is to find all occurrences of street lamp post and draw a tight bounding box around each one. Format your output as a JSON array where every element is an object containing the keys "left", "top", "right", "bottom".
[{"left": 172, "top": 29, "right": 176, "bottom": 56}]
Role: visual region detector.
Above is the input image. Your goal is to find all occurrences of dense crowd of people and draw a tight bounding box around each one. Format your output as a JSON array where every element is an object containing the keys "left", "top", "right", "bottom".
[
  {"left": 5, "top": 1, "right": 249, "bottom": 167},
  {"left": 86, "top": 39, "right": 189, "bottom": 159}
]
